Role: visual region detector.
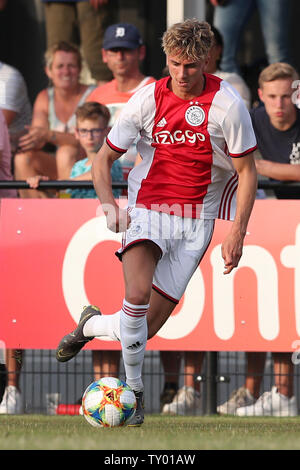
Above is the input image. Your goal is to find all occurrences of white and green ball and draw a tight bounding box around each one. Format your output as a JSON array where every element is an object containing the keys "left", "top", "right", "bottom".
[{"left": 82, "top": 377, "right": 136, "bottom": 427}]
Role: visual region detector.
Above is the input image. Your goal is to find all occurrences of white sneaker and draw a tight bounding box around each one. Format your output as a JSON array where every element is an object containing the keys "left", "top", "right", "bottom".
[
  {"left": 161, "top": 386, "right": 201, "bottom": 415},
  {"left": 236, "top": 386, "right": 298, "bottom": 417},
  {"left": 217, "top": 386, "right": 255, "bottom": 415},
  {"left": 0, "top": 385, "right": 24, "bottom": 414}
]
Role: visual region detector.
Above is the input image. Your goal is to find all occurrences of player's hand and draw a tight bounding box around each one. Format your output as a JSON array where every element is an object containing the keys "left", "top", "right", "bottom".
[
  {"left": 221, "top": 230, "right": 244, "bottom": 275},
  {"left": 106, "top": 206, "right": 131, "bottom": 233},
  {"left": 18, "top": 126, "right": 49, "bottom": 151}
]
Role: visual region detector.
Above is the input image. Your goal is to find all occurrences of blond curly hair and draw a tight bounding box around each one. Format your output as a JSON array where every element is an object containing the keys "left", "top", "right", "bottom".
[{"left": 162, "top": 19, "right": 213, "bottom": 62}]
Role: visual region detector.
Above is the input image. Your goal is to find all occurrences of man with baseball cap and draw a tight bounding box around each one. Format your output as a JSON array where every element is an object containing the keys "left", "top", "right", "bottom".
[
  {"left": 87, "top": 23, "right": 156, "bottom": 389},
  {"left": 102, "top": 23, "right": 143, "bottom": 50},
  {"left": 88, "top": 23, "right": 155, "bottom": 168}
]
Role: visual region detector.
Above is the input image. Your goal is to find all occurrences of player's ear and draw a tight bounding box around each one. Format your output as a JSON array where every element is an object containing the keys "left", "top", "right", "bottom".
[{"left": 258, "top": 87, "right": 264, "bottom": 103}]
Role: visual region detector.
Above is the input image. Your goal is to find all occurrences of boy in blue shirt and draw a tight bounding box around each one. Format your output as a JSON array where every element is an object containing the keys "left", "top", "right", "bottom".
[{"left": 27, "top": 101, "right": 123, "bottom": 198}]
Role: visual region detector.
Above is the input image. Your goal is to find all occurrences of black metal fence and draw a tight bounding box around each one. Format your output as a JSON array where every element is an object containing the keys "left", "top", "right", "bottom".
[{"left": 0, "top": 350, "right": 299, "bottom": 415}]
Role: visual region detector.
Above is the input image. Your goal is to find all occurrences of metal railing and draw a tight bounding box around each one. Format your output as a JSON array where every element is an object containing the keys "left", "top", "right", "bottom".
[{"left": 1, "top": 179, "right": 300, "bottom": 191}]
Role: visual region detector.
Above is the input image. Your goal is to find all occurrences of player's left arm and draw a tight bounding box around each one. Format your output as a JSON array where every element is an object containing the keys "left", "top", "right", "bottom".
[
  {"left": 222, "top": 152, "right": 257, "bottom": 274},
  {"left": 255, "top": 158, "right": 300, "bottom": 181}
]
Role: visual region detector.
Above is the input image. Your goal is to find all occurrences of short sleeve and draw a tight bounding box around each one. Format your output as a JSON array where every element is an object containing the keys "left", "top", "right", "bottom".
[
  {"left": 106, "top": 82, "right": 156, "bottom": 153},
  {"left": 222, "top": 97, "right": 257, "bottom": 157}
]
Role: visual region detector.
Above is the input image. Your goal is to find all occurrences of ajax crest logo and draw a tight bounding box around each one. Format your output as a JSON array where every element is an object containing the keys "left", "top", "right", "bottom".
[{"left": 185, "top": 105, "right": 205, "bottom": 126}]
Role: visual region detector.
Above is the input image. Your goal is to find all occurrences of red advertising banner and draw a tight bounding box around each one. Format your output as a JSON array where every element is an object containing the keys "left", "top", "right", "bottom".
[{"left": 0, "top": 198, "right": 300, "bottom": 352}]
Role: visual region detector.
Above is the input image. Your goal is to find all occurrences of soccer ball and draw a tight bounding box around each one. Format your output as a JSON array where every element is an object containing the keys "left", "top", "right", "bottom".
[{"left": 82, "top": 377, "right": 136, "bottom": 427}]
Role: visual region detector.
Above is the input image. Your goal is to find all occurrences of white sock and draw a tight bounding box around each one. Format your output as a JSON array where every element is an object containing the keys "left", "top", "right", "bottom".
[
  {"left": 83, "top": 311, "right": 120, "bottom": 341},
  {"left": 120, "top": 299, "right": 148, "bottom": 392}
]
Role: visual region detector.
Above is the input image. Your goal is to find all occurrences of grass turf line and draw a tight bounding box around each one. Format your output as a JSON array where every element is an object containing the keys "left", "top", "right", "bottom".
[{"left": 1, "top": 415, "right": 300, "bottom": 450}]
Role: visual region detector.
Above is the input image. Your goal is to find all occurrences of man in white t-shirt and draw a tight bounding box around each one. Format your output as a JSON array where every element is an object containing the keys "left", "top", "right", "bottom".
[
  {"left": 0, "top": 61, "right": 32, "bottom": 153},
  {"left": 56, "top": 19, "right": 257, "bottom": 426},
  {"left": 0, "top": 62, "right": 31, "bottom": 415}
]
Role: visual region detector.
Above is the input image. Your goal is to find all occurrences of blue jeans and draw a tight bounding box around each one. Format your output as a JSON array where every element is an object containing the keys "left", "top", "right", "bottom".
[{"left": 213, "top": 0, "right": 291, "bottom": 73}]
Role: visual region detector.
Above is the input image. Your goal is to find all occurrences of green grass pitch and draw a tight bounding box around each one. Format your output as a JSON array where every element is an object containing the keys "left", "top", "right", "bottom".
[{"left": 1, "top": 415, "right": 300, "bottom": 450}]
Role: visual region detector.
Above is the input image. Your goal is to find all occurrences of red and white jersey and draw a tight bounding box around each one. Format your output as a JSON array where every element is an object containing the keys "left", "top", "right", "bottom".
[{"left": 107, "top": 74, "right": 257, "bottom": 220}]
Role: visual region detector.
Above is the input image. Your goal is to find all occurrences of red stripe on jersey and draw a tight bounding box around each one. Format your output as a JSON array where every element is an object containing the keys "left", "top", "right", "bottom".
[
  {"left": 226, "top": 180, "right": 238, "bottom": 220},
  {"left": 229, "top": 144, "right": 257, "bottom": 158},
  {"left": 135, "top": 76, "right": 222, "bottom": 218},
  {"left": 152, "top": 284, "right": 179, "bottom": 304},
  {"left": 106, "top": 137, "right": 127, "bottom": 154},
  {"left": 118, "top": 238, "right": 163, "bottom": 259},
  {"left": 218, "top": 173, "right": 238, "bottom": 220}
]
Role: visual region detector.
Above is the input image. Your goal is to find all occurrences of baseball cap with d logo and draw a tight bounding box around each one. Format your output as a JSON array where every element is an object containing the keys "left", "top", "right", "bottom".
[{"left": 103, "top": 23, "right": 143, "bottom": 50}]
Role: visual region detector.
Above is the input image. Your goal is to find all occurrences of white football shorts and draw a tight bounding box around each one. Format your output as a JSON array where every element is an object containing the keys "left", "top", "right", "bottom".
[{"left": 116, "top": 207, "right": 215, "bottom": 303}]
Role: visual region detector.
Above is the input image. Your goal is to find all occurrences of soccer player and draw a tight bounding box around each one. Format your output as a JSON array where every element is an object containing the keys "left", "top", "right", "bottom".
[{"left": 56, "top": 19, "right": 258, "bottom": 426}]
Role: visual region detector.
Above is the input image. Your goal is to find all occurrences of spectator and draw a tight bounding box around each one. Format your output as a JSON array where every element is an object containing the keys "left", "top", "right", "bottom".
[
  {"left": 210, "top": 0, "right": 291, "bottom": 74},
  {"left": 27, "top": 101, "right": 124, "bottom": 199},
  {"left": 69, "top": 102, "right": 123, "bottom": 199},
  {"left": 88, "top": 22, "right": 156, "bottom": 173},
  {"left": 0, "top": 61, "right": 32, "bottom": 154},
  {"left": 0, "top": 109, "right": 17, "bottom": 199},
  {"left": 218, "top": 62, "right": 299, "bottom": 416},
  {"left": 0, "top": 61, "right": 31, "bottom": 416},
  {"left": 14, "top": 41, "right": 95, "bottom": 198},
  {"left": 86, "top": 23, "right": 156, "bottom": 383},
  {"left": 0, "top": 110, "right": 21, "bottom": 415},
  {"left": 41, "top": 0, "right": 115, "bottom": 85}
]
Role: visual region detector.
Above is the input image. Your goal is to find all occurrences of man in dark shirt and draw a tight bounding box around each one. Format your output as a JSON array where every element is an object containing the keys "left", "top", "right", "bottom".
[
  {"left": 251, "top": 62, "right": 300, "bottom": 198},
  {"left": 218, "top": 62, "right": 299, "bottom": 417}
]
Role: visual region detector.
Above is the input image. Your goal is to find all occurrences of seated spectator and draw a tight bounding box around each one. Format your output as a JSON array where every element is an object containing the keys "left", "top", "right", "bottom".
[
  {"left": 0, "top": 60, "right": 32, "bottom": 154},
  {"left": 0, "top": 108, "right": 17, "bottom": 198},
  {"left": 27, "top": 101, "right": 123, "bottom": 198},
  {"left": 87, "top": 22, "right": 156, "bottom": 175},
  {"left": 0, "top": 109, "right": 22, "bottom": 415},
  {"left": 14, "top": 41, "right": 95, "bottom": 198},
  {"left": 218, "top": 62, "right": 300, "bottom": 417},
  {"left": 0, "top": 62, "right": 32, "bottom": 416}
]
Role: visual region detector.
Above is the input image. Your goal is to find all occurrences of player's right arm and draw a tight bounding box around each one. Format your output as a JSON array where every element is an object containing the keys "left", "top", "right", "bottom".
[{"left": 92, "top": 141, "right": 130, "bottom": 233}]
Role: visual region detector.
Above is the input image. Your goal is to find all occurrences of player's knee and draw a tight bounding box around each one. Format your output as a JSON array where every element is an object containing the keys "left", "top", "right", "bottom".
[{"left": 125, "top": 287, "right": 150, "bottom": 308}]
